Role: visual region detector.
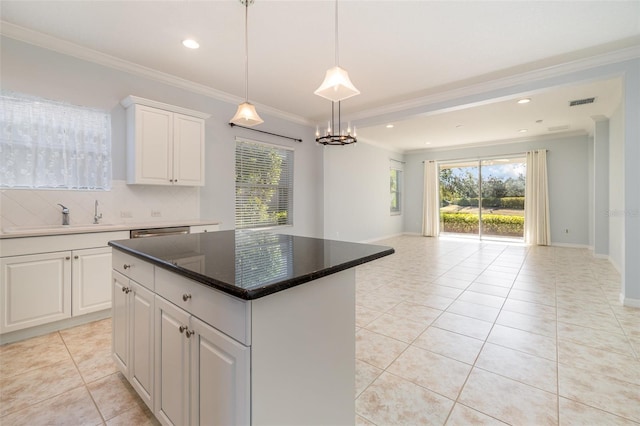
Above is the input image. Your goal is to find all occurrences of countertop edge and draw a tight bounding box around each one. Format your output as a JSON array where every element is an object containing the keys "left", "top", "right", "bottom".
[
  {"left": 1, "top": 220, "right": 220, "bottom": 239},
  {"left": 109, "top": 241, "right": 395, "bottom": 301}
]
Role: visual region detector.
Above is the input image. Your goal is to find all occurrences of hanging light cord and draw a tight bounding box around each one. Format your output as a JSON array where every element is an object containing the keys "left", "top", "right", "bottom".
[
  {"left": 334, "top": 0, "right": 339, "bottom": 66},
  {"left": 243, "top": 0, "right": 249, "bottom": 102}
]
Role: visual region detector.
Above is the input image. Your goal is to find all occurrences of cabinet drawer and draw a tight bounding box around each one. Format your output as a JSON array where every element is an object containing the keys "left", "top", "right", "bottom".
[
  {"left": 155, "top": 267, "right": 250, "bottom": 345},
  {"left": 113, "top": 250, "right": 154, "bottom": 290},
  {"left": 189, "top": 224, "right": 219, "bottom": 234}
]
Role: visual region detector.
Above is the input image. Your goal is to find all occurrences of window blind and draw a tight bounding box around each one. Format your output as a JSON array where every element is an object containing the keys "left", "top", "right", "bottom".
[
  {"left": 0, "top": 91, "right": 112, "bottom": 189},
  {"left": 235, "top": 139, "right": 293, "bottom": 229}
]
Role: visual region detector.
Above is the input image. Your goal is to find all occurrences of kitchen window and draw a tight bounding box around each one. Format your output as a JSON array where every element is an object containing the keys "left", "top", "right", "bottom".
[
  {"left": 0, "top": 91, "right": 112, "bottom": 189},
  {"left": 235, "top": 138, "right": 293, "bottom": 229}
]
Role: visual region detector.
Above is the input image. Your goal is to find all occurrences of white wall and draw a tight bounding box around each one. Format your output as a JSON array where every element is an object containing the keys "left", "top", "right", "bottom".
[
  {"left": 0, "top": 37, "right": 323, "bottom": 238},
  {"left": 609, "top": 104, "right": 624, "bottom": 273},
  {"left": 593, "top": 119, "right": 610, "bottom": 255},
  {"left": 323, "top": 142, "right": 403, "bottom": 242},
  {"left": 403, "top": 134, "right": 591, "bottom": 246}
]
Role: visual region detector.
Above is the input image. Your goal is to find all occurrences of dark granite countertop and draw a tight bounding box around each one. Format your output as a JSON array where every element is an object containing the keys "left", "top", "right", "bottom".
[{"left": 109, "top": 230, "right": 394, "bottom": 300}]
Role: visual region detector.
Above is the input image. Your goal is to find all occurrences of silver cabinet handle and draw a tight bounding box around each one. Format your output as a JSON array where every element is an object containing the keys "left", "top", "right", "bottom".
[
  {"left": 65, "top": 256, "right": 71, "bottom": 260},
  {"left": 185, "top": 329, "right": 194, "bottom": 338},
  {"left": 179, "top": 325, "right": 188, "bottom": 334},
  {"left": 123, "top": 264, "right": 131, "bottom": 269},
  {"left": 121, "top": 287, "right": 131, "bottom": 294},
  {"left": 182, "top": 294, "right": 192, "bottom": 302}
]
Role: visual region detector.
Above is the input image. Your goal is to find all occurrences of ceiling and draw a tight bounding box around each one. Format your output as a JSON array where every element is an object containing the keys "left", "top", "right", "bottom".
[{"left": 1, "top": 1, "right": 639, "bottom": 152}]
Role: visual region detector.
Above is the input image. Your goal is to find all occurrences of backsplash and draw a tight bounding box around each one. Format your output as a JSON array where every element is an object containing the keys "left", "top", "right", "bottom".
[{"left": 0, "top": 180, "right": 200, "bottom": 231}]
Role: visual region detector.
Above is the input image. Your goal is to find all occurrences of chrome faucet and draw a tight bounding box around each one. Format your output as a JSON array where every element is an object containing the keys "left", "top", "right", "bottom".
[
  {"left": 94, "top": 200, "right": 103, "bottom": 224},
  {"left": 58, "top": 204, "right": 70, "bottom": 225}
]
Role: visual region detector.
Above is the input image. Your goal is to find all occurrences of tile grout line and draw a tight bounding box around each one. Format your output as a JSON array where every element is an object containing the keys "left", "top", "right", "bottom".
[
  {"left": 443, "top": 242, "right": 528, "bottom": 425},
  {"left": 59, "top": 328, "right": 108, "bottom": 425}
]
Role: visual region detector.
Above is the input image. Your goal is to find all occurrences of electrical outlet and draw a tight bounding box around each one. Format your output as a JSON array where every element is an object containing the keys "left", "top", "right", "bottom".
[
  {"left": 120, "top": 211, "right": 132, "bottom": 218},
  {"left": 565, "top": 229, "right": 569, "bottom": 234},
  {"left": 151, "top": 210, "right": 162, "bottom": 217}
]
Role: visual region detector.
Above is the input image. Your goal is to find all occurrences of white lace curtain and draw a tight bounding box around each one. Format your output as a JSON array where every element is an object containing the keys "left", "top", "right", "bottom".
[
  {"left": 0, "top": 91, "right": 112, "bottom": 189},
  {"left": 422, "top": 160, "right": 439, "bottom": 237},
  {"left": 524, "top": 150, "right": 550, "bottom": 245}
]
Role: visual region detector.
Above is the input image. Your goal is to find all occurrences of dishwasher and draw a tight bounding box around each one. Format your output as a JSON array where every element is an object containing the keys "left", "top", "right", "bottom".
[{"left": 130, "top": 226, "right": 190, "bottom": 238}]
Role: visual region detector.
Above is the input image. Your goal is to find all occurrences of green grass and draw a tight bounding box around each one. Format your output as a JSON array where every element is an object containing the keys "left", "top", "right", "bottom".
[{"left": 440, "top": 213, "right": 524, "bottom": 236}]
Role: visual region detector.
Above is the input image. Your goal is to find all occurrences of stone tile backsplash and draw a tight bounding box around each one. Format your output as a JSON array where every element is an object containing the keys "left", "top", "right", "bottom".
[{"left": 0, "top": 180, "right": 200, "bottom": 231}]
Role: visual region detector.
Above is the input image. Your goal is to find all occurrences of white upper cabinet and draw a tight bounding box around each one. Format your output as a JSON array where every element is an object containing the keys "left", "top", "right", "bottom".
[{"left": 122, "top": 96, "right": 210, "bottom": 186}]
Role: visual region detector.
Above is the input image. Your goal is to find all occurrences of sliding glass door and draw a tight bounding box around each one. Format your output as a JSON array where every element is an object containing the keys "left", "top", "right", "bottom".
[{"left": 439, "top": 157, "right": 526, "bottom": 240}]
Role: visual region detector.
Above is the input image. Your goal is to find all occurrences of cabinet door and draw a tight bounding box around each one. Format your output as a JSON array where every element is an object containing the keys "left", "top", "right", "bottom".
[
  {"left": 190, "top": 316, "right": 250, "bottom": 426},
  {"left": 72, "top": 247, "right": 112, "bottom": 316},
  {"left": 130, "top": 281, "right": 155, "bottom": 411},
  {"left": 155, "top": 296, "right": 191, "bottom": 426},
  {"left": 112, "top": 270, "right": 130, "bottom": 377},
  {"left": 173, "top": 113, "right": 205, "bottom": 186},
  {"left": 0, "top": 252, "right": 71, "bottom": 333},
  {"left": 131, "top": 105, "right": 173, "bottom": 185}
]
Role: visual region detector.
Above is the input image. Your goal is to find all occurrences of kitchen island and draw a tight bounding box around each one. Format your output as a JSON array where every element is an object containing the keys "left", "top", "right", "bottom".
[{"left": 109, "top": 230, "right": 394, "bottom": 426}]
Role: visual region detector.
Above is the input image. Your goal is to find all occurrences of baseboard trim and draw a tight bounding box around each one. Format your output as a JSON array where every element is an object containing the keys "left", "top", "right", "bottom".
[
  {"left": 0, "top": 310, "right": 111, "bottom": 345},
  {"left": 360, "top": 233, "right": 405, "bottom": 244},
  {"left": 550, "top": 243, "right": 591, "bottom": 249},
  {"left": 620, "top": 294, "right": 640, "bottom": 308}
]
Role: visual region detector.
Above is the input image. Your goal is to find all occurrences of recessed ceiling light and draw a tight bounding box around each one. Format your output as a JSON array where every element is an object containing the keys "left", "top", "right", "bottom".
[
  {"left": 455, "top": 124, "right": 464, "bottom": 129},
  {"left": 519, "top": 129, "right": 528, "bottom": 133},
  {"left": 425, "top": 142, "right": 432, "bottom": 145},
  {"left": 386, "top": 124, "right": 394, "bottom": 129},
  {"left": 517, "top": 98, "right": 531, "bottom": 104},
  {"left": 182, "top": 39, "right": 200, "bottom": 49}
]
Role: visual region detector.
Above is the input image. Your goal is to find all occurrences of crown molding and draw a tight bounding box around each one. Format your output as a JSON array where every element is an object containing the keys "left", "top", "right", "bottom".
[
  {"left": 350, "top": 44, "right": 640, "bottom": 123},
  {"left": 120, "top": 95, "right": 211, "bottom": 119},
  {"left": 0, "top": 21, "right": 312, "bottom": 126},
  {"left": 404, "top": 130, "right": 588, "bottom": 155}
]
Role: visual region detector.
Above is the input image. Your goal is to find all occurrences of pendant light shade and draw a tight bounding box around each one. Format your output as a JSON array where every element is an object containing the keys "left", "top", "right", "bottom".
[
  {"left": 314, "top": 0, "right": 359, "bottom": 145},
  {"left": 230, "top": 0, "right": 263, "bottom": 126},
  {"left": 230, "top": 101, "right": 263, "bottom": 126},
  {"left": 314, "top": 66, "right": 360, "bottom": 102}
]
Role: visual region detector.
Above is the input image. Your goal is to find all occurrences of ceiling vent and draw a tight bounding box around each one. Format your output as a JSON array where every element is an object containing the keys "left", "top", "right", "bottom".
[
  {"left": 569, "top": 97, "right": 595, "bottom": 107},
  {"left": 548, "top": 125, "right": 570, "bottom": 132}
]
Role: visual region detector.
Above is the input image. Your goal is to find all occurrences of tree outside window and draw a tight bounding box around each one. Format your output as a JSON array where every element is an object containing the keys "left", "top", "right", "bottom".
[{"left": 235, "top": 140, "right": 293, "bottom": 229}]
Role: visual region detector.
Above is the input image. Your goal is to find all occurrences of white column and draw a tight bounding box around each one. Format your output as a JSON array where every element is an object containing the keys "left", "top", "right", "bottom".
[
  {"left": 593, "top": 117, "right": 609, "bottom": 257},
  {"left": 622, "top": 61, "right": 640, "bottom": 307}
]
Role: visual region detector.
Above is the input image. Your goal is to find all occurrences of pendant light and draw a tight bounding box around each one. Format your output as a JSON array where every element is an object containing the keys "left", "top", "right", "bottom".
[
  {"left": 230, "top": 0, "right": 263, "bottom": 126},
  {"left": 315, "top": 0, "right": 359, "bottom": 145}
]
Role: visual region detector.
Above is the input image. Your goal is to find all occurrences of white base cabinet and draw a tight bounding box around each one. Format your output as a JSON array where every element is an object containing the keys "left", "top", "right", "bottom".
[
  {"left": 112, "top": 248, "right": 356, "bottom": 425},
  {"left": 1, "top": 231, "right": 129, "bottom": 340},
  {"left": 72, "top": 247, "right": 113, "bottom": 316},
  {"left": 154, "top": 296, "right": 250, "bottom": 426},
  {"left": 112, "top": 254, "right": 155, "bottom": 411},
  {"left": 0, "top": 252, "right": 71, "bottom": 333}
]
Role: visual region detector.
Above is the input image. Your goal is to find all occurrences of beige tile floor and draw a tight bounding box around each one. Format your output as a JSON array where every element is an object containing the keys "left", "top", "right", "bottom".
[
  {"left": 0, "top": 318, "right": 158, "bottom": 425},
  {"left": 355, "top": 235, "right": 640, "bottom": 425},
  {"left": 1, "top": 235, "right": 639, "bottom": 425}
]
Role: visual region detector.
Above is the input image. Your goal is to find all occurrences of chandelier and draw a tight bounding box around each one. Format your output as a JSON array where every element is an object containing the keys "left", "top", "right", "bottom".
[
  {"left": 230, "top": 0, "right": 263, "bottom": 126},
  {"left": 314, "top": 0, "right": 359, "bottom": 145}
]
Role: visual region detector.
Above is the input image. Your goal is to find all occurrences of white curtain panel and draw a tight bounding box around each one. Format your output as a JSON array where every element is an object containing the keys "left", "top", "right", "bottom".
[
  {"left": 422, "top": 160, "right": 439, "bottom": 237},
  {"left": 0, "top": 91, "right": 111, "bottom": 189},
  {"left": 525, "top": 150, "right": 551, "bottom": 245}
]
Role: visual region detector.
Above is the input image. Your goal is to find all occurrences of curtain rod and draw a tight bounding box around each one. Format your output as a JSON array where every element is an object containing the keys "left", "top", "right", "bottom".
[
  {"left": 421, "top": 151, "right": 541, "bottom": 163},
  {"left": 389, "top": 158, "right": 406, "bottom": 164},
  {"left": 229, "top": 123, "right": 302, "bottom": 143}
]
